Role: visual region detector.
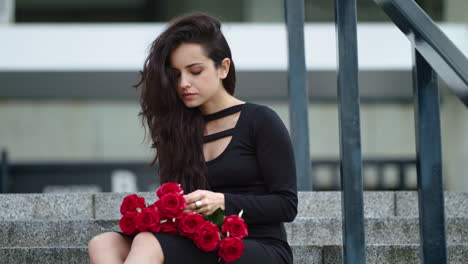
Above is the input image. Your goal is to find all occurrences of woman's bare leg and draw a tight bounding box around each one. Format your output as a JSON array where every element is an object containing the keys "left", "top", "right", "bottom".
[
  {"left": 124, "top": 232, "right": 164, "bottom": 264},
  {"left": 88, "top": 232, "right": 132, "bottom": 264}
]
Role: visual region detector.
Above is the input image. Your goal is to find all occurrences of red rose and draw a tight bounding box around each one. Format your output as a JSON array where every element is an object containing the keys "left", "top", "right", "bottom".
[
  {"left": 136, "top": 207, "right": 161, "bottom": 232},
  {"left": 194, "top": 221, "right": 220, "bottom": 252},
  {"left": 178, "top": 212, "right": 206, "bottom": 239},
  {"left": 155, "top": 192, "right": 186, "bottom": 219},
  {"left": 156, "top": 183, "right": 184, "bottom": 198},
  {"left": 160, "top": 217, "right": 179, "bottom": 235},
  {"left": 119, "top": 211, "right": 138, "bottom": 235},
  {"left": 218, "top": 237, "right": 245, "bottom": 262},
  {"left": 120, "top": 194, "right": 146, "bottom": 215},
  {"left": 222, "top": 215, "right": 248, "bottom": 239},
  {"left": 147, "top": 202, "right": 157, "bottom": 210}
]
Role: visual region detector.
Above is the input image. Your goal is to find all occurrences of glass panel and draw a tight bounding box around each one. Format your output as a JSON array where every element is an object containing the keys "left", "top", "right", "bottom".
[
  {"left": 14, "top": 0, "right": 447, "bottom": 23},
  {"left": 14, "top": 0, "right": 245, "bottom": 23}
]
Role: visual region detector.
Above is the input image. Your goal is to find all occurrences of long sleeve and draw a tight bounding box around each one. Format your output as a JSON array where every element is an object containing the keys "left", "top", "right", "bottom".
[{"left": 223, "top": 106, "right": 298, "bottom": 224}]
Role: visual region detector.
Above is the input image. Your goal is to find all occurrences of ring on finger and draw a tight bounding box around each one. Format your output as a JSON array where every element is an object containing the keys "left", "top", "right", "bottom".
[{"left": 195, "top": 200, "right": 203, "bottom": 210}]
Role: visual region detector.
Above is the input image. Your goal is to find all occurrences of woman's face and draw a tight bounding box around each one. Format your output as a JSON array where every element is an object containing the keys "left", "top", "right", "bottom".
[{"left": 170, "top": 42, "right": 229, "bottom": 109}]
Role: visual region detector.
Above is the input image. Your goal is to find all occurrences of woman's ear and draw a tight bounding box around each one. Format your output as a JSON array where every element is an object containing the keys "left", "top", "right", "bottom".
[{"left": 218, "top": 58, "right": 231, "bottom": 79}]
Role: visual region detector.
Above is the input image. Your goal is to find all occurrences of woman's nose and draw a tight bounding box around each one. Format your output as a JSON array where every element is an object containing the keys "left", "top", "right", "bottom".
[{"left": 179, "top": 74, "right": 191, "bottom": 89}]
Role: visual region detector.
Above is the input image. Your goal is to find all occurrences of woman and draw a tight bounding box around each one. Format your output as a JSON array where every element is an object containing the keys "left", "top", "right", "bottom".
[{"left": 88, "top": 13, "right": 298, "bottom": 264}]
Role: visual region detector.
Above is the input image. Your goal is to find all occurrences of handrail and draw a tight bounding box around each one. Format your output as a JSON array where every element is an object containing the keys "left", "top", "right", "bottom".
[
  {"left": 375, "top": 0, "right": 468, "bottom": 107},
  {"left": 373, "top": 1, "right": 466, "bottom": 263}
]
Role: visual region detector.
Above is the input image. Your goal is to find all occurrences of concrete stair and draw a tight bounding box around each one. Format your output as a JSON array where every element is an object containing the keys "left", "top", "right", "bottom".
[
  {"left": 0, "top": 191, "right": 467, "bottom": 263},
  {"left": 1, "top": 245, "right": 467, "bottom": 264}
]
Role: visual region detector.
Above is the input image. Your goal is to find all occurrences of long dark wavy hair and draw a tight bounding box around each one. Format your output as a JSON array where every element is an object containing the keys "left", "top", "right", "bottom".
[{"left": 135, "top": 13, "right": 236, "bottom": 192}]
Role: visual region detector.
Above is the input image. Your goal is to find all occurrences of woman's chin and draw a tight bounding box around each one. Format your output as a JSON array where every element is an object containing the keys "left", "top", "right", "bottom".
[{"left": 182, "top": 100, "right": 202, "bottom": 109}]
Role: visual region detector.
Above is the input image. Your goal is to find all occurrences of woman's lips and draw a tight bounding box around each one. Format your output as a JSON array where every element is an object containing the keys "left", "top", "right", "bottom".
[{"left": 183, "top": 93, "right": 197, "bottom": 99}]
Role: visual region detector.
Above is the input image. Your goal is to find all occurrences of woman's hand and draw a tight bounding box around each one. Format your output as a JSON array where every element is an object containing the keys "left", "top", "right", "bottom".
[{"left": 184, "top": 190, "right": 225, "bottom": 215}]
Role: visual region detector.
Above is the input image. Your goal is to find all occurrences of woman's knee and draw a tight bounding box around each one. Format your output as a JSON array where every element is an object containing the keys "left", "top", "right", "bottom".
[
  {"left": 130, "top": 232, "right": 164, "bottom": 261},
  {"left": 131, "top": 232, "right": 160, "bottom": 249},
  {"left": 88, "top": 232, "right": 130, "bottom": 257}
]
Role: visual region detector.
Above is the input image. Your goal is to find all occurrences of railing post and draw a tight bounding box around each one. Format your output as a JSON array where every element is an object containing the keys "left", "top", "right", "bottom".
[
  {"left": 412, "top": 48, "right": 447, "bottom": 264},
  {"left": 1, "top": 149, "right": 9, "bottom": 193},
  {"left": 334, "top": 0, "right": 366, "bottom": 263},
  {"left": 284, "top": 0, "right": 312, "bottom": 191}
]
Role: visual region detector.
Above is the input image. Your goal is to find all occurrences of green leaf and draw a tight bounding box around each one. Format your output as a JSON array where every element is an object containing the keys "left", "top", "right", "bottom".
[{"left": 204, "top": 208, "right": 225, "bottom": 229}]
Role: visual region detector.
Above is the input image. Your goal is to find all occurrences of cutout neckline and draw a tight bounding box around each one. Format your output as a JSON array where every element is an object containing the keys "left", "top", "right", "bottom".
[
  {"left": 203, "top": 103, "right": 248, "bottom": 164},
  {"left": 203, "top": 103, "right": 247, "bottom": 122}
]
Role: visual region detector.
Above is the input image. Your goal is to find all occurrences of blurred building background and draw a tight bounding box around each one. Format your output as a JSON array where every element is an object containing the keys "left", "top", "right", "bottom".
[{"left": 0, "top": 0, "right": 467, "bottom": 192}]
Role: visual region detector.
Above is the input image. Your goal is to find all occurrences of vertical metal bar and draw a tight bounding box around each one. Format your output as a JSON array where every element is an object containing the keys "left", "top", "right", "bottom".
[
  {"left": 334, "top": 0, "right": 366, "bottom": 262},
  {"left": 398, "top": 163, "right": 406, "bottom": 190},
  {"left": 1, "top": 150, "right": 9, "bottom": 193},
  {"left": 412, "top": 48, "right": 447, "bottom": 264},
  {"left": 377, "top": 164, "right": 385, "bottom": 190},
  {"left": 284, "top": 0, "right": 312, "bottom": 191}
]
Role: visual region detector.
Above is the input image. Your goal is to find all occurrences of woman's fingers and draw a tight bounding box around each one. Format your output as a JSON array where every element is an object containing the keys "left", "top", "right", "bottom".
[
  {"left": 183, "top": 190, "right": 224, "bottom": 214},
  {"left": 184, "top": 190, "right": 205, "bottom": 211},
  {"left": 184, "top": 190, "right": 205, "bottom": 204},
  {"left": 194, "top": 204, "right": 215, "bottom": 215}
]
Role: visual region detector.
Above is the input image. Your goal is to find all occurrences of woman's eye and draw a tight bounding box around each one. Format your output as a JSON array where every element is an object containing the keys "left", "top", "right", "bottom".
[{"left": 191, "top": 71, "right": 202, "bottom": 76}]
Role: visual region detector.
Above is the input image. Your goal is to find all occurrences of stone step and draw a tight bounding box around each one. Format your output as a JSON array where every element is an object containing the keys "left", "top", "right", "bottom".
[
  {"left": 1, "top": 244, "right": 467, "bottom": 264},
  {"left": 1, "top": 218, "right": 467, "bottom": 247},
  {"left": 294, "top": 244, "right": 468, "bottom": 264},
  {"left": 0, "top": 247, "right": 88, "bottom": 264},
  {"left": 287, "top": 217, "right": 468, "bottom": 245},
  {"left": 1, "top": 191, "right": 467, "bottom": 220},
  {"left": 94, "top": 192, "right": 397, "bottom": 219}
]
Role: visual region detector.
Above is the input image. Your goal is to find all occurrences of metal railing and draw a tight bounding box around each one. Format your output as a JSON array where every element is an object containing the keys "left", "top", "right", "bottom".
[
  {"left": 284, "top": 0, "right": 367, "bottom": 262},
  {"left": 283, "top": 0, "right": 468, "bottom": 263},
  {"left": 374, "top": 1, "right": 468, "bottom": 263}
]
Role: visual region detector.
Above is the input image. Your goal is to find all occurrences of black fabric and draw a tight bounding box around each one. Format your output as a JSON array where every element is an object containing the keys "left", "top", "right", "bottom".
[
  {"left": 117, "top": 102, "right": 298, "bottom": 263},
  {"left": 203, "top": 103, "right": 244, "bottom": 122},
  {"left": 117, "top": 231, "right": 292, "bottom": 264},
  {"left": 204, "top": 128, "right": 236, "bottom": 143}
]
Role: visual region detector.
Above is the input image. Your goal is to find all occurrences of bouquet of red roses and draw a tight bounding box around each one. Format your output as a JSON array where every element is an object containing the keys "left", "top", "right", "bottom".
[{"left": 119, "top": 183, "right": 248, "bottom": 263}]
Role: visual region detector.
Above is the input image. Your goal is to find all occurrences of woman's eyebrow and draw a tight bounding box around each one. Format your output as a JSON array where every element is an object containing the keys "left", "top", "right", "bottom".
[
  {"left": 185, "top": 62, "right": 204, "bottom": 68},
  {"left": 171, "top": 63, "right": 204, "bottom": 71}
]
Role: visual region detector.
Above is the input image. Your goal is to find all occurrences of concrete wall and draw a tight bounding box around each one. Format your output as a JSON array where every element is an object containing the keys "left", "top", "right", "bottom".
[
  {"left": 0, "top": 100, "right": 413, "bottom": 160},
  {"left": 1, "top": 97, "right": 466, "bottom": 190},
  {"left": 0, "top": 101, "right": 151, "bottom": 161},
  {"left": 440, "top": 88, "right": 468, "bottom": 192},
  {"left": 444, "top": 0, "right": 468, "bottom": 23}
]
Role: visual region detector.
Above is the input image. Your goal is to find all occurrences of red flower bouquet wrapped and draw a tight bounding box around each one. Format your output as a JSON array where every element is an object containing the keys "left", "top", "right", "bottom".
[{"left": 118, "top": 183, "right": 248, "bottom": 263}]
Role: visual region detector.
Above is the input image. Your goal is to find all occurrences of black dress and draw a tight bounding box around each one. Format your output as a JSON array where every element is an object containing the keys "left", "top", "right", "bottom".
[{"left": 119, "top": 102, "right": 298, "bottom": 263}]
